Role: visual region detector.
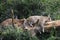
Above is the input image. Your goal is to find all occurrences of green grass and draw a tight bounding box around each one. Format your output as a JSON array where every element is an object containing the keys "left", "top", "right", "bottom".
[{"left": 0, "top": 25, "right": 60, "bottom": 40}]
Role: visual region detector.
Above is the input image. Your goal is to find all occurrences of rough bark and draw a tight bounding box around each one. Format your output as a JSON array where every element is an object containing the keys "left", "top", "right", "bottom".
[{"left": 44, "top": 20, "right": 60, "bottom": 29}]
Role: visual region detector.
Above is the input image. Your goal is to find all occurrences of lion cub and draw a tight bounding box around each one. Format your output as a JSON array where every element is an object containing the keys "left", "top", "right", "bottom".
[{"left": 24, "top": 15, "right": 51, "bottom": 33}]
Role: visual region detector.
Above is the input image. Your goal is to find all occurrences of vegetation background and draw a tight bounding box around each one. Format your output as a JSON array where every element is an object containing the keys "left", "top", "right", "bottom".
[{"left": 0, "top": 0, "right": 60, "bottom": 40}]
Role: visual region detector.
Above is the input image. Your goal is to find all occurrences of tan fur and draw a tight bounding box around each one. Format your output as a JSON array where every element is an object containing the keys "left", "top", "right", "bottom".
[
  {"left": 24, "top": 16, "right": 51, "bottom": 36},
  {"left": 1, "top": 18, "right": 24, "bottom": 27},
  {"left": 24, "top": 16, "right": 51, "bottom": 28}
]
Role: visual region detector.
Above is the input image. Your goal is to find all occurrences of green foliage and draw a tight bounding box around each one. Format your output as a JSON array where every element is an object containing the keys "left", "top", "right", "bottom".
[
  {"left": 47, "top": 36, "right": 56, "bottom": 40},
  {"left": 0, "top": 0, "right": 60, "bottom": 20},
  {"left": 0, "top": 0, "right": 60, "bottom": 22},
  {"left": 0, "top": 25, "right": 39, "bottom": 40},
  {"left": 0, "top": 25, "right": 58, "bottom": 40}
]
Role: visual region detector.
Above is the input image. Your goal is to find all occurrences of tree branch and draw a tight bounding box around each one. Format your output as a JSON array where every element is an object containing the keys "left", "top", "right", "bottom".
[{"left": 44, "top": 20, "right": 60, "bottom": 29}]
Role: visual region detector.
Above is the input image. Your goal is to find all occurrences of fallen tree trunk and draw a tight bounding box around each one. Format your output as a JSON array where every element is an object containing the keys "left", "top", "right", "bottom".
[{"left": 44, "top": 20, "right": 60, "bottom": 29}]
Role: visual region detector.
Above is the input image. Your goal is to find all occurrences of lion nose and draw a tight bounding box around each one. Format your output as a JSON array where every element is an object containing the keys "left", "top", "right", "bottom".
[
  {"left": 24, "top": 27, "right": 28, "bottom": 30},
  {"left": 29, "top": 24, "right": 33, "bottom": 27}
]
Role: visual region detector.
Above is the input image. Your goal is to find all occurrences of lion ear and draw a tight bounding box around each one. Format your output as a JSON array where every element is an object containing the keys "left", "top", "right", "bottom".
[
  {"left": 36, "top": 19, "right": 39, "bottom": 24},
  {"left": 19, "top": 18, "right": 26, "bottom": 24},
  {"left": 48, "top": 14, "right": 52, "bottom": 21},
  {"left": 48, "top": 14, "right": 50, "bottom": 18}
]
